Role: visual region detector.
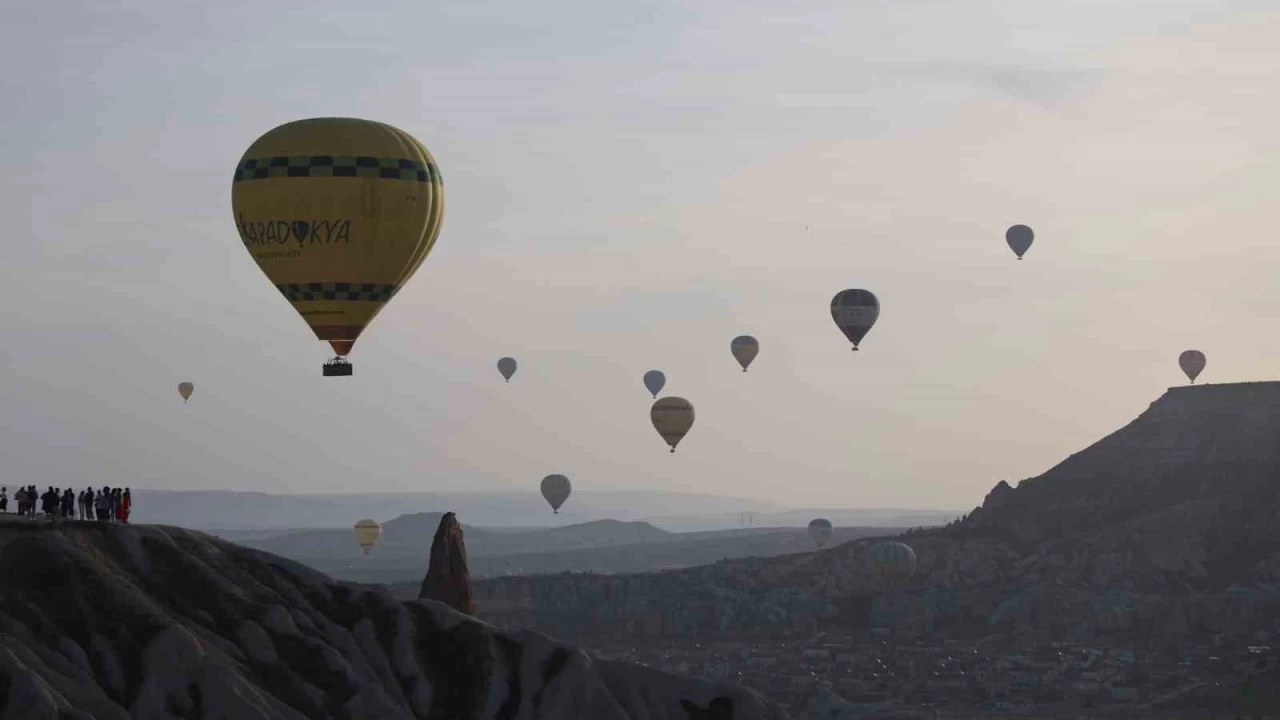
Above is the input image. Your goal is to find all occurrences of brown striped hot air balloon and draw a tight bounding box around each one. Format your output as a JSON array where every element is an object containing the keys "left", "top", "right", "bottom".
[
  {"left": 231, "top": 118, "right": 445, "bottom": 376},
  {"left": 650, "top": 396, "right": 695, "bottom": 453}
]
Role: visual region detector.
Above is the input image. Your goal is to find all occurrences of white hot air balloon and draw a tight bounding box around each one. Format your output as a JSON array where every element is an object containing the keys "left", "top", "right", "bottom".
[
  {"left": 353, "top": 519, "right": 382, "bottom": 556},
  {"left": 541, "top": 474, "right": 571, "bottom": 514},
  {"left": 808, "top": 518, "right": 833, "bottom": 549}
]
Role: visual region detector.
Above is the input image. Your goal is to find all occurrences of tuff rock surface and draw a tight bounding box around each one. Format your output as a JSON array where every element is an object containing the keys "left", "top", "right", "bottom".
[
  {"left": 418, "top": 511, "right": 475, "bottom": 615},
  {"left": 0, "top": 521, "right": 787, "bottom": 720}
]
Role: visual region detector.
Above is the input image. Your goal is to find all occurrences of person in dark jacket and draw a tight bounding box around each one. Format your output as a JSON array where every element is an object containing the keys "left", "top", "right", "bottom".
[
  {"left": 0, "top": 486, "right": 7, "bottom": 514},
  {"left": 28, "top": 486, "right": 37, "bottom": 518}
]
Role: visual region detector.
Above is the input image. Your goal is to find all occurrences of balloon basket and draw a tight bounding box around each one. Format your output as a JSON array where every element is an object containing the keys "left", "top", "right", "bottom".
[{"left": 323, "top": 358, "right": 353, "bottom": 377}]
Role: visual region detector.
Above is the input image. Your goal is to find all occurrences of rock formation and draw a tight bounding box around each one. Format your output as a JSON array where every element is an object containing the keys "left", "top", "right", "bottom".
[
  {"left": 0, "top": 522, "right": 787, "bottom": 719},
  {"left": 418, "top": 511, "right": 475, "bottom": 615}
]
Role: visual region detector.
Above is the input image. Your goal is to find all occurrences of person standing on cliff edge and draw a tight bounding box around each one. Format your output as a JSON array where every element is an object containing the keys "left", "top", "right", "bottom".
[{"left": 0, "top": 487, "right": 7, "bottom": 514}]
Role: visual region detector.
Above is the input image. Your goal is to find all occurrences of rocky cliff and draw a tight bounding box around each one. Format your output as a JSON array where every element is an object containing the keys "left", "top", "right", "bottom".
[
  {"left": 463, "top": 383, "right": 1280, "bottom": 642},
  {"left": 0, "top": 521, "right": 787, "bottom": 720}
]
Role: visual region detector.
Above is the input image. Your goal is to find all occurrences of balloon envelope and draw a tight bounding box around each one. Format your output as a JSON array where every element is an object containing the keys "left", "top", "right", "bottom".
[
  {"left": 808, "top": 518, "right": 833, "bottom": 549},
  {"left": 231, "top": 117, "right": 445, "bottom": 358},
  {"left": 498, "top": 357, "right": 517, "bottom": 382},
  {"left": 830, "top": 290, "right": 879, "bottom": 349},
  {"left": 731, "top": 336, "right": 759, "bottom": 371},
  {"left": 1006, "top": 224, "right": 1034, "bottom": 259},
  {"left": 651, "top": 396, "right": 695, "bottom": 452},
  {"left": 177, "top": 382, "right": 194, "bottom": 402},
  {"left": 1179, "top": 350, "right": 1206, "bottom": 383},
  {"left": 643, "top": 370, "right": 666, "bottom": 398},
  {"left": 353, "top": 519, "right": 382, "bottom": 556},
  {"left": 541, "top": 474, "right": 571, "bottom": 513},
  {"left": 870, "top": 541, "right": 917, "bottom": 586}
]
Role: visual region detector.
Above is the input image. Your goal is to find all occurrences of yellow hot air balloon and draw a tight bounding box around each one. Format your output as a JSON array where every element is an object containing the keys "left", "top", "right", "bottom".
[
  {"left": 651, "top": 396, "right": 695, "bottom": 453},
  {"left": 231, "top": 118, "right": 445, "bottom": 376},
  {"left": 177, "top": 382, "right": 194, "bottom": 404},
  {"left": 353, "top": 518, "right": 382, "bottom": 556}
]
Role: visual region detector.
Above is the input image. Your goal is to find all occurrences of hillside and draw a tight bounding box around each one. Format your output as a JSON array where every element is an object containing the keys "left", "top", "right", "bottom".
[
  {"left": 0, "top": 519, "right": 787, "bottom": 719},
  {"left": 454, "top": 383, "right": 1280, "bottom": 642},
  {"left": 959, "top": 382, "right": 1280, "bottom": 580}
]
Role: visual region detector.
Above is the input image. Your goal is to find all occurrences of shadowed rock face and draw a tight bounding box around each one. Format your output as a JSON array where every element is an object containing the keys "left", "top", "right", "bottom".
[
  {"left": 419, "top": 512, "right": 475, "bottom": 615},
  {"left": 0, "top": 522, "right": 787, "bottom": 720}
]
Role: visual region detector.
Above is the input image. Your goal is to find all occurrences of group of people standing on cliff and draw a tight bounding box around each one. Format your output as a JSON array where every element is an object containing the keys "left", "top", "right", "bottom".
[{"left": 0, "top": 486, "right": 132, "bottom": 523}]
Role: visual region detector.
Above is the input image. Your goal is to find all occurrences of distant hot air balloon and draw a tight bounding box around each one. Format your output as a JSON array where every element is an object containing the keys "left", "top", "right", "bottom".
[
  {"left": 231, "top": 117, "right": 445, "bottom": 377},
  {"left": 731, "top": 336, "right": 759, "bottom": 372},
  {"left": 643, "top": 370, "right": 666, "bottom": 398},
  {"left": 830, "top": 290, "right": 879, "bottom": 351},
  {"left": 808, "top": 518, "right": 833, "bottom": 549},
  {"left": 541, "top": 474, "right": 571, "bottom": 514},
  {"left": 353, "top": 519, "right": 382, "bottom": 556},
  {"left": 498, "top": 357, "right": 517, "bottom": 383},
  {"left": 870, "top": 541, "right": 917, "bottom": 588},
  {"left": 1006, "top": 224, "right": 1034, "bottom": 260},
  {"left": 1179, "top": 350, "right": 1206, "bottom": 384},
  {"left": 177, "top": 382, "right": 194, "bottom": 404},
  {"left": 651, "top": 396, "right": 695, "bottom": 453}
]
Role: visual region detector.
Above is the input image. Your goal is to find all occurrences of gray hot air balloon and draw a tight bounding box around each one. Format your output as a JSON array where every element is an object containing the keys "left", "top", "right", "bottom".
[
  {"left": 830, "top": 290, "right": 879, "bottom": 350},
  {"left": 541, "top": 474, "right": 571, "bottom": 514},
  {"left": 497, "top": 357, "right": 517, "bottom": 383},
  {"left": 808, "top": 518, "right": 833, "bottom": 549},
  {"left": 1006, "top": 224, "right": 1033, "bottom": 260},
  {"left": 643, "top": 370, "right": 666, "bottom": 398},
  {"left": 651, "top": 396, "right": 695, "bottom": 453},
  {"left": 731, "top": 336, "right": 759, "bottom": 372},
  {"left": 177, "top": 382, "right": 194, "bottom": 404},
  {"left": 1179, "top": 350, "right": 1206, "bottom": 384}
]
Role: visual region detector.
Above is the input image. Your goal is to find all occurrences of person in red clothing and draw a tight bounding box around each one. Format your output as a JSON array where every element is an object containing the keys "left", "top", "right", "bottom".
[{"left": 121, "top": 487, "right": 132, "bottom": 523}]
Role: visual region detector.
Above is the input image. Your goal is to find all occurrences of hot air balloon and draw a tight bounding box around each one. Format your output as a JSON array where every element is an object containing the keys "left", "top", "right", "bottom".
[
  {"left": 651, "top": 396, "right": 695, "bottom": 453},
  {"left": 177, "top": 382, "right": 194, "bottom": 404},
  {"left": 643, "top": 370, "right": 666, "bottom": 398},
  {"left": 731, "top": 336, "right": 759, "bottom": 372},
  {"left": 1179, "top": 350, "right": 1206, "bottom": 384},
  {"left": 830, "top": 290, "right": 879, "bottom": 350},
  {"left": 353, "top": 519, "right": 382, "bottom": 556},
  {"left": 231, "top": 118, "right": 445, "bottom": 377},
  {"left": 541, "top": 474, "right": 571, "bottom": 514},
  {"left": 870, "top": 541, "right": 917, "bottom": 588},
  {"left": 1006, "top": 224, "right": 1034, "bottom": 260},
  {"left": 498, "top": 357, "right": 517, "bottom": 383},
  {"left": 808, "top": 518, "right": 833, "bottom": 549}
]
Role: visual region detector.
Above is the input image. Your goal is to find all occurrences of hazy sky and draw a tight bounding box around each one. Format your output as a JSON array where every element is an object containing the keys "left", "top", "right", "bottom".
[{"left": 2, "top": 1, "right": 1278, "bottom": 509}]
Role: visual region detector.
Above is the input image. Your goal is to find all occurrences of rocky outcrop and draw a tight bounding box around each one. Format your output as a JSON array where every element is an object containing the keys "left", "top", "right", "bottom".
[
  {"left": 418, "top": 512, "right": 475, "bottom": 615},
  {"left": 0, "top": 522, "right": 787, "bottom": 719}
]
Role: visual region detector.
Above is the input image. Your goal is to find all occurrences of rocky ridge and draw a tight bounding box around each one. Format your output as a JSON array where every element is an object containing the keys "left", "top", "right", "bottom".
[{"left": 0, "top": 520, "right": 786, "bottom": 719}]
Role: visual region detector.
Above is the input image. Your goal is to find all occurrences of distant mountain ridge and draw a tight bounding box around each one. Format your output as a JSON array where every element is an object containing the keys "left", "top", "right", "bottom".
[{"left": 237, "top": 516, "right": 899, "bottom": 584}]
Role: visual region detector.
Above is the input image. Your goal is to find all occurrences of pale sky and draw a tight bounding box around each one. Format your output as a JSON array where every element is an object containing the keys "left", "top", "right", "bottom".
[{"left": 2, "top": 1, "right": 1278, "bottom": 509}]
